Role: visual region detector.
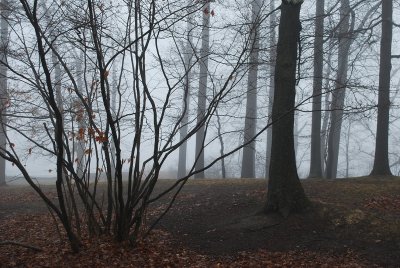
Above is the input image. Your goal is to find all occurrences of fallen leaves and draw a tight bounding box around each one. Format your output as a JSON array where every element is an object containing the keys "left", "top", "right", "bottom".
[
  {"left": 0, "top": 211, "right": 376, "bottom": 268},
  {"left": 363, "top": 195, "right": 400, "bottom": 213},
  {"left": 1, "top": 179, "right": 399, "bottom": 267}
]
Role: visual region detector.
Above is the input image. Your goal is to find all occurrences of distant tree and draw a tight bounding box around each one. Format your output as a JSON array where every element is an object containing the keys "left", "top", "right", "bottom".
[
  {"left": 325, "top": 1, "right": 380, "bottom": 179},
  {"left": 264, "top": 0, "right": 309, "bottom": 217},
  {"left": 241, "top": 0, "right": 262, "bottom": 178},
  {"left": 320, "top": 38, "right": 334, "bottom": 176},
  {"left": 74, "top": 53, "right": 86, "bottom": 179},
  {"left": 215, "top": 109, "right": 227, "bottom": 178},
  {"left": 0, "top": 0, "right": 261, "bottom": 252},
  {"left": 370, "top": 0, "right": 393, "bottom": 176},
  {"left": 0, "top": 0, "right": 10, "bottom": 186},
  {"left": 178, "top": 0, "right": 194, "bottom": 179},
  {"left": 325, "top": 0, "right": 352, "bottom": 180},
  {"left": 195, "top": 1, "right": 212, "bottom": 179},
  {"left": 308, "top": 0, "right": 325, "bottom": 178}
]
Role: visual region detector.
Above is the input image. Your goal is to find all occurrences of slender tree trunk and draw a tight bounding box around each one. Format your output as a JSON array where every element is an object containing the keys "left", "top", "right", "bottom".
[
  {"left": 294, "top": 110, "right": 299, "bottom": 155},
  {"left": 178, "top": 0, "right": 193, "bottom": 179},
  {"left": 325, "top": 0, "right": 351, "bottom": 179},
  {"left": 265, "top": 0, "right": 276, "bottom": 179},
  {"left": 194, "top": 2, "right": 211, "bottom": 179},
  {"left": 0, "top": 0, "right": 9, "bottom": 186},
  {"left": 75, "top": 53, "right": 86, "bottom": 179},
  {"left": 216, "top": 109, "right": 226, "bottom": 178},
  {"left": 370, "top": 0, "right": 393, "bottom": 176},
  {"left": 110, "top": 67, "right": 117, "bottom": 178},
  {"left": 345, "top": 119, "right": 352, "bottom": 178},
  {"left": 52, "top": 43, "right": 67, "bottom": 186},
  {"left": 264, "top": 1, "right": 309, "bottom": 217},
  {"left": 320, "top": 39, "right": 334, "bottom": 176},
  {"left": 51, "top": 33, "right": 81, "bottom": 252},
  {"left": 308, "top": 0, "right": 324, "bottom": 178},
  {"left": 241, "top": 0, "right": 261, "bottom": 178}
]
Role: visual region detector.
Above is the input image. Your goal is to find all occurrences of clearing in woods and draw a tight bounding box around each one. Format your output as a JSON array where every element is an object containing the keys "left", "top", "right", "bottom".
[{"left": 0, "top": 177, "right": 399, "bottom": 267}]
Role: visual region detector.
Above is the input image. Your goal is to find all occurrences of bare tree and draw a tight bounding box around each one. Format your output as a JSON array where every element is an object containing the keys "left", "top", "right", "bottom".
[
  {"left": 370, "top": 0, "right": 393, "bottom": 176},
  {"left": 326, "top": 1, "right": 380, "bottom": 179},
  {"left": 265, "top": 0, "right": 276, "bottom": 179},
  {"left": 325, "top": 0, "right": 352, "bottom": 180},
  {"left": 74, "top": 52, "right": 86, "bottom": 179},
  {"left": 0, "top": 0, "right": 261, "bottom": 252},
  {"left": 308, "top": 0, "right": 325, "bottom": 178},
  {"left": 264, "top": 0, "right": 309, "bottom": 217},
  {"left": 0, "top": 0, "right": 10, "bottom": 186},
  {"left": 178, "top": 0, "right": 194, "bottom": 179},
  {"left": 194, "top": 1, "right": 212, "bottom": 179},
  {"left": 241, "top": 0, "right": 262, "bottom": 178},
  {"left": 216, "top": 109, "right": 226, "bottom": 178},
  {"left": 320, "top": 38, "right": 334, "bottom": 176}
]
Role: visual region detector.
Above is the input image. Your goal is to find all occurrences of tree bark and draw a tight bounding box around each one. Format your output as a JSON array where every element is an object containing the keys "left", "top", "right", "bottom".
[
  {"left": 264, "top": 1, "right": 309, "bottom": 217},
  {"left": 370, "top": 0, "right": 393, "bottom": 176},
  {"left": 241, "top": 0, "right": 261, "bottom": 178},
  {"left": 308, "top": 0, "right": 324, "bottom": 178}
]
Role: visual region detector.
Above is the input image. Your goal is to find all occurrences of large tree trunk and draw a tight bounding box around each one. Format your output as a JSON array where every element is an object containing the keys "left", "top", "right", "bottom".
[
  {"left": 0, "top": 0, "right": 9, "bottom": 186},
  {"left": 265, "top": 0, "right": 276, "bottom": 179},
  {"left": 308, "top": 0, "right": 324, "bottom": 178},
  {"left": 177, "top": 0, "right": 193, "bottom": 179},
  {"left": 241, "top": 0, "right": 261, "bottom": 178},
  {"left": 194, "top": 1, "right": 211, "bottom": 179},
  {"left": 325, "top": 0, "right": 351, "bottom": 180},
  {"left": 370, "top": 0, "right": 393, "bottom": 176},
  {"left": 264, "top": 1, "right": 308, "bottom": 217}
]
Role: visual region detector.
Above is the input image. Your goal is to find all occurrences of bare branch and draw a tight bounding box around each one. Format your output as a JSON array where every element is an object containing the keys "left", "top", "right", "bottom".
[{"left": 0, "top": 240, "right": 42, "bottom": 252}]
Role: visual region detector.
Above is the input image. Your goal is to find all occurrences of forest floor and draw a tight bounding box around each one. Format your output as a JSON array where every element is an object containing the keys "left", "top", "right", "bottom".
[{"left": 0, "top": 177, "right": 399, "bottom": 267}]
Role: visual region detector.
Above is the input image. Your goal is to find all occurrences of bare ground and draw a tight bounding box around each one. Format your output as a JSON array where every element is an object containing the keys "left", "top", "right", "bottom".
[{"left": 1, "top": 177, "right": 400, "bottom": 267}]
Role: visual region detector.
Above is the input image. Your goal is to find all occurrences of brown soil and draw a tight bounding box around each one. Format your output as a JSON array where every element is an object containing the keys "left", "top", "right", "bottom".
[{"left": 1, "top": 177, "right": 400, "bottom": 267}]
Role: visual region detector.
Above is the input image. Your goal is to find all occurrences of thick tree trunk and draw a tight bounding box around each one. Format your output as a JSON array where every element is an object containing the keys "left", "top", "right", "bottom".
[
  {"left": 264, "top": 1, "right": 309, "bottom": 217},
  {"left": 308, "top": 0, "right": 324, "bottom": 178},
  {"left": 177, "top": 0, "right": 193, "bottom": 179},
  {"left": 325, "top": 0, "right": 351, "bottom": 180},
  {"left": 370, "top": 0, "right": 392, "bottom": 176},
  {"left": 241, "top": 0, "right": 261, "bottom": 178},
  {"left": 265, "top": 0, "right": 276, "bottom": 179},
  {"left": 0, "top": 0, "right": 9, "bottom": 186},
  {"left": 194, "top": 2, "right": 211, "bottom": 179}
]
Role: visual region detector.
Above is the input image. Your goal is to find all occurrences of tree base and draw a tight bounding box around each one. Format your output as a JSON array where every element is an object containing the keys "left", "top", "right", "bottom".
[{"left": 264, "top": 190, "right": 310, "bottom": 218}]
